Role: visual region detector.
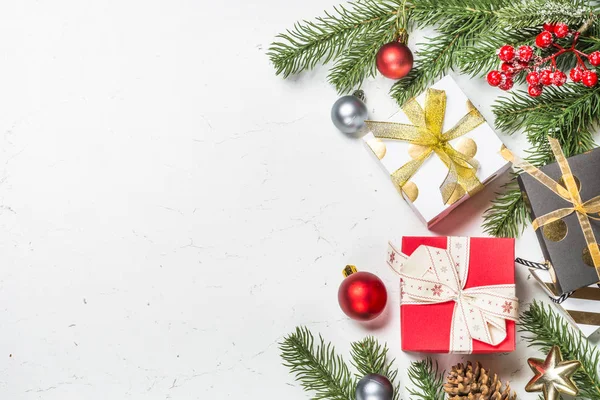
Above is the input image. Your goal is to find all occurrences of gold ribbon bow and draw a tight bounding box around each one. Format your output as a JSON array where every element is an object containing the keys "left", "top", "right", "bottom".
[
  {"left": 501, "top": 137, "right": 600, "bottom": 277},
  {"left": 365, "top": 89, "right": 485, "bottom": 205}
]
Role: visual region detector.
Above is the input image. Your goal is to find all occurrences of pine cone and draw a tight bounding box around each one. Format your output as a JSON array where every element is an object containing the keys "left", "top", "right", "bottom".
[{"left": 443, "top": 361, "right": 516, "bottom": 400}]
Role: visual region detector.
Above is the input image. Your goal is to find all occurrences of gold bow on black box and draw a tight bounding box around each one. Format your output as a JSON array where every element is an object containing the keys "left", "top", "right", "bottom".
[
  {"left": 366, "top": 88, "right": 485, "bottom": 205},
  {"left": 501, "top": 138, "right": 600, "bottom": 277}
]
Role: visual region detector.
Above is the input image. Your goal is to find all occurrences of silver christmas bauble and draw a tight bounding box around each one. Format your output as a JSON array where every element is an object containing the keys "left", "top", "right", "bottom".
[
  {"left": 355, "top": 374, "right": 394, "bottom": 400},
  {"left": 331, "top": 93, "right": 368, "bottom": 136}
]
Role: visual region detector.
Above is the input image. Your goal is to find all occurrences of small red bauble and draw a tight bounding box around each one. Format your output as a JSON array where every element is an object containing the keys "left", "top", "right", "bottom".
[
  {"left": 582, "top": 70, "right": 598, "bottom": 87},
  {"left": 498, "top": 45, "right": 515, "bottom": 62},
  {"left": 517, "top": 45, "right": 534, "bottom": 62},
  {"left": 536, "top": 31, "right": 554, "bottom": 48},
  {"left": 528, "top": 85, "right": 543, "bottom": 97},
  {"left": 553, "top": 23, "right": 570, "bottom": 38},
  {"left": 540, "top": 69, "right": 554, "bottom": 85},
  {"left": 487, "top": 70, "right": 502, "bottom": 86},
  {"left": 552, "top": 70, "right": 567, "bottom": 86},
  {"left": 376, "top": 41, "right": 414, "bottom": 79},
  {"left": 498, "top": 76, "right": 514, "bottom": 91},
  {"left": 570, "top": 67, "right": 583, "bottom": 82},
  {"left": 526, "top": 71, "right": 540, "bottom": 85},
  {"left": 338, "top": 266, "right": 387, "bottom": 321},
  {"left": 589, "top": 51, "right": 600, "bottom": 66},
  {"left": 543, "top": 22, "right": 555, "bottom": 32}
]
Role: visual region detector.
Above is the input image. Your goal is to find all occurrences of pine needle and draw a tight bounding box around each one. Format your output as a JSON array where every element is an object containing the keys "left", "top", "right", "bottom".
[
  {"left": 406, "top": 358, "right": 445, "bottom": 400},
  {"left": 280, "top": 327, "right": 354, "bottom": 400},
  {"left": 482, "top": 176, "right": 528, "bottom": 238}
]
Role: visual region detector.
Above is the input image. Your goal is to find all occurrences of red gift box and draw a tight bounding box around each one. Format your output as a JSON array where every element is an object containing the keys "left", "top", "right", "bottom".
[{"left": 393, "top": 236, "right": 516, "bottom": 354}]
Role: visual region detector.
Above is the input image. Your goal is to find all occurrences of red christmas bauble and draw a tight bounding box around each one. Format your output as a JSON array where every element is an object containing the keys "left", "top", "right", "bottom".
[
  {"left": 376, "top": 41, "right": 414, "bottom": 79},
  {"left": 338, "top": 266, "right": 387, "bottom": 321}
]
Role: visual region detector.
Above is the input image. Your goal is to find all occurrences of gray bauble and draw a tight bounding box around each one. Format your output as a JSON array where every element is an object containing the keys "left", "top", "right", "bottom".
[
  {"left": 355, "top": 373, "right": 394, "bottom": 400},
  {"left": 331, "top": 92, "right": 368, "bottom": 136}
]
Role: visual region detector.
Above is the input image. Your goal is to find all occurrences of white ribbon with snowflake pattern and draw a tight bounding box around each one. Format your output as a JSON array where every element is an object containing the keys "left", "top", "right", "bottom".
[{"left": 387, "top": 237, "right": 519, "bottom": 354}]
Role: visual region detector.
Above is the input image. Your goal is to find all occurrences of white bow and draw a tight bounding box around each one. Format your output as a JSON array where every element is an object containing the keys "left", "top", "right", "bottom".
[{"left": 388, "top": 237, "right": 518, "bottom": 354}]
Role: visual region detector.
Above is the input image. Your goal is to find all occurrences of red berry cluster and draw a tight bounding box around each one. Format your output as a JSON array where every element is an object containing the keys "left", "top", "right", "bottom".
[{"left": 487, "top": 23, "right": 599, "bottom": 97}]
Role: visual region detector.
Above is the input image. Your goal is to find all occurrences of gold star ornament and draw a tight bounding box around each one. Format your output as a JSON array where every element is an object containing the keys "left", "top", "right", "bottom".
[{"left": 525, "top": 345, "right": 582, "bottom": 400}]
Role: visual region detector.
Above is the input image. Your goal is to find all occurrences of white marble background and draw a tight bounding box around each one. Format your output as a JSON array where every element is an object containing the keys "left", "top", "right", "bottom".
[{"left": 0, "top": 1, "right": 598, "bottom": 399}]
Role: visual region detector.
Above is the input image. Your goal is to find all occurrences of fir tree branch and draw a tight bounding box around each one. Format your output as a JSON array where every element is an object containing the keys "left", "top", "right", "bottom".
[
  {"left": 389, "top": 32, "right": 461, "bottom": 105},
  {"left": 280, "top": 327, "right": 354, "bottom": 400},
  {"left": 406, "top": 358, "right": 445, "bottom": 400},
  {"left": 391, "top": 0, "right": 504, "bottom": 105},
  {"left": 482, "top": 176, "right": 528, "bottom": 238},
  {"left": 328, "top": 22, "right": 398, "bottom": 93},
  {"left": 493, "top": 84, "right": 598, "bottom": 155},
  {"left": 268, "top": 1, "right": 400, "bottom": 81},
  {"left": 350, "top": 337, "right": 400, "bottom": 400},
  {"left": 495, "top": 0, "right": 593, "bottom": 28},
  {"left": 520, "top": 300, "right": 600, "bottom": 400}
]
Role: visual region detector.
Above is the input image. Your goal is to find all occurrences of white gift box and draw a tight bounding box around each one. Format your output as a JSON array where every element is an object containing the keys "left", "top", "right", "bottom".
[{"left": 363, "top": 76, "right": 510, "bottom": 227}]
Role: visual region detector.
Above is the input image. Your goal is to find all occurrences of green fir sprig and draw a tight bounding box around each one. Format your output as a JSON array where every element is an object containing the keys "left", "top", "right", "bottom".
[
  {"left": 406, "top": 358, "right": 445, "bottom": 400},
  {"left": 268, "top": 0, "right": 402, "bottom": 93},
  {"left": 520, "top": 300, "right": 600, "bottom": 400},
  {"left": 280, "top": 327, "right": 400, "bottom": 400}
]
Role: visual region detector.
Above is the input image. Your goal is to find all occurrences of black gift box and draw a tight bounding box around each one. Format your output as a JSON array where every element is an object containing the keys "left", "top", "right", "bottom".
[{"left": 518, "top": 148, "right": 600, "bottom": 295}]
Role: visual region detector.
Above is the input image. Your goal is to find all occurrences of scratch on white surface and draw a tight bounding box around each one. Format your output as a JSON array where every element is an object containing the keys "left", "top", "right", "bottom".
[{"left": 158, "top": 206, "right": 184, "bottom": 216}]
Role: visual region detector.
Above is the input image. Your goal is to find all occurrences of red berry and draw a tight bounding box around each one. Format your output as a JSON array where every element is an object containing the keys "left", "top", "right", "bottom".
[
  {"left": 543, "top": 23, "right": 555, "bottom": 32},
  {"left": 487, "top": 70, "right": 502, "bottom": 86},
  {"left": 498, "top": 76, "right": 514, "bottom": 91},
  {"left": 498, "top": 45, "right": 515, "bottom": 62},
  {"left": 582, "top": 70, "right": 598, "bottom": 87},
  {"left": 552, "top": 70, "right": 567, "bottom": 86},
  {"left": 536, "top": 31, "right": 554, "bottom": 48},
  {"left": 589, "top": 51, "right": 600, "bottom": 66},
  {"left": 553, "top": 23, "right": 569, "bottom": 38},
  {"left": 540, "top": 69, "right": 554, "bottom": 85},
  {"left": 517, "top": 45, "right": 534, "bottom": 62},
  {"left": 570, "top": 67, "right": 583, "bottom": 82},
  {"left": 500, "top": 62, "right": 515, "bottom": 77},
  {"left": 526, "top": 71, "right": 540, "bottom": 85},
  {"left": 528, "top": 85, "right": 543, "bottom": 97}
]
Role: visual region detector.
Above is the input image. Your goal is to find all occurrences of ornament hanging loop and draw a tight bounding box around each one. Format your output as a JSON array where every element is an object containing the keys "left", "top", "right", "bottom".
[
  {"left": 352, "top": 89, "right": 366, "bottom": 102},
  {"left": 395, "top": 0, "right": 409, "bottom": 44}
]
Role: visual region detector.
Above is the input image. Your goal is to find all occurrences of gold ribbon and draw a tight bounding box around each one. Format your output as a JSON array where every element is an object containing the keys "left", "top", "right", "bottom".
[
  {"left": 365, "top": 88, "right": 485, "bottom": 205},
  {"left": 500, "top": 137, "right": 600, "bottom": 277}
]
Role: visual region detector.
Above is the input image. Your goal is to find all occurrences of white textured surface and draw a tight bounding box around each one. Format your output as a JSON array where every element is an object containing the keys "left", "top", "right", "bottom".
[{"left": 0, "top": 1, "right": 598, "bottom": 399}]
